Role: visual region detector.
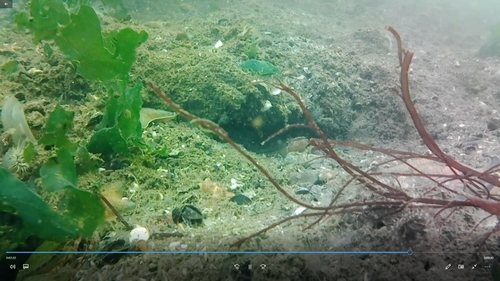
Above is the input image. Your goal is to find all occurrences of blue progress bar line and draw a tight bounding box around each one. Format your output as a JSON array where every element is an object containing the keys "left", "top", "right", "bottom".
[{"left": 7, "top": 250, "right": 413, "bottom": 255}]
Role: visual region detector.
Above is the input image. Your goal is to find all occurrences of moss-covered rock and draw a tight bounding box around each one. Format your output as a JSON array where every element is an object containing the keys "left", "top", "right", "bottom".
[{"left": 133, "top": 22, "right": 302, "bottom": 146}]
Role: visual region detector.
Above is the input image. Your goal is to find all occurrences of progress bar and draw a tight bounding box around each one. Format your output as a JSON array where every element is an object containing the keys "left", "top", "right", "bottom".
[{"left": 7, "top": 250, "right": 413, "bottom": 255}]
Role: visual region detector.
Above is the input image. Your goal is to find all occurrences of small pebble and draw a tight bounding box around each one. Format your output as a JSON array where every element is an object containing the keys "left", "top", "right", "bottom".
[
  {"left": 169, "top": 241, "right": 181, "bottom": 250},
  {"left": 295, "top": 187, "right": 310, "bottom": 195},
  {"left": 230, "top": 194, "right": 252, "bottom": 205},
  {"left": 293, "top": 206, "right": 307, "bottom": 216}
]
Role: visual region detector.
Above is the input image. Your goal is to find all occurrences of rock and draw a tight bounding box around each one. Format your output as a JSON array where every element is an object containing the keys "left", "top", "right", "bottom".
[
  {"left": 287, "top": 137, "right": 309, "bottom": 153},
  {"left": 230, "top": 194, "right": 252, "bottom": 205},
  {"left": 169, "top": 241, "right": 181, "bottom": 250},
  {"left": 297, "top": 170, "right": 319, "bottom": 187},
  {"left": 487, "top": 118, "right": 500, "bottom": 131},
  {"left": 294, "top": 187, "right": 310, "bottom": 195}
]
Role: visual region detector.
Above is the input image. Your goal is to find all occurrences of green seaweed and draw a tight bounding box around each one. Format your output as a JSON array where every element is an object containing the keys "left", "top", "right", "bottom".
[
  {"left": 54, "top": 5, "right": 148, "bottom": 82},
  {"left": 245, "top": 40, "right": 259, "bottom": 59},
  {"left": 88, "top": 81, "right": 144, "bottom": 155},
  {"left": 33, "top": 104, "right": 105, "bottom": 239},
  {"left": 61, "top": 187, "right": 104, "bottom": 236},
  {"left": 40, "top": 148, "right": 78, "bottom": 193},
  {"left": 239, "top": 59, "right": 282, "bottom": 77},
  {"left": 0, "top": 167, "right": 94, "bottom": 242},
  {"left": 75, "top": 141, "right": 99, "bottom": 173},
  {"left": 39, "top": 148, "right": 105, "bottom": 236},
  {"left": 23, "top": 142, "right": 36, "bottom": 164},
  {"left": 1, "top": 60, "right": 19, "bottom": 74},
  {"left": 16, "top": 1, "right": 147, "bottom": 154},
  {"left": 38, "top": 104, "right": 76, "bottom": 152},
  {"left": 16, "top": 1, "right": 148, "bottom": 83},
  {"left": 14, "top": 0, "right": 70, "bottom": 43},
  {"left": 88, "top": 126, "right": 128, "bottom": 155},
  {"left": 43, "top": 43, "right": 54, "bottom": 59}
]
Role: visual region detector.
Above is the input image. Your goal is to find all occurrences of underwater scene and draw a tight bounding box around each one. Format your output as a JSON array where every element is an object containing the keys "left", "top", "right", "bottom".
[{"left": 1, "top": 0, "right": 500, "bottom": 280}]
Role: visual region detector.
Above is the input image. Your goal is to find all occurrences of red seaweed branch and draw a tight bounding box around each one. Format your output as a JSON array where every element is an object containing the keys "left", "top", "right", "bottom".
[
  {"left": 386, "top": 26, "right": 500, "bottom": 215},
  {"left": 148, "top": 27, "right": 500, "bottom": 249}
]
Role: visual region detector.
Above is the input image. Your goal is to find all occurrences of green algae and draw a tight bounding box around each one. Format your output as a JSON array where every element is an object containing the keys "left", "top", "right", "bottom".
[{"left": 239, "top": 59, "right": 282, "bottom": 77}]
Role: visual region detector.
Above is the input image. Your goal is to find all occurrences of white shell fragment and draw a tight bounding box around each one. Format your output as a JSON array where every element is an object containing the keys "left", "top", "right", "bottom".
[
  {"left": 214, "top": 40, "right": 223, "bottom": 49},
  {"left": 257, "top": 82, "right": 281, "bottom": 96},
  {"left": 230, "top": 178, "right": 243, "bottom": 190},
  {"left": 129, "top": 226, "right": 150, "bottom": 243},
  {"left": 261, "top": 100, "right": 272, "bottom": 112},
  {"left": 293, "top": 206, "right": 307, "bottom": 216},
  {"left": 27, "top": 68, "right": 43, "bottom": 75},
  {"left": 270, "top": 87, "right": 281, "bottom": 96}
]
